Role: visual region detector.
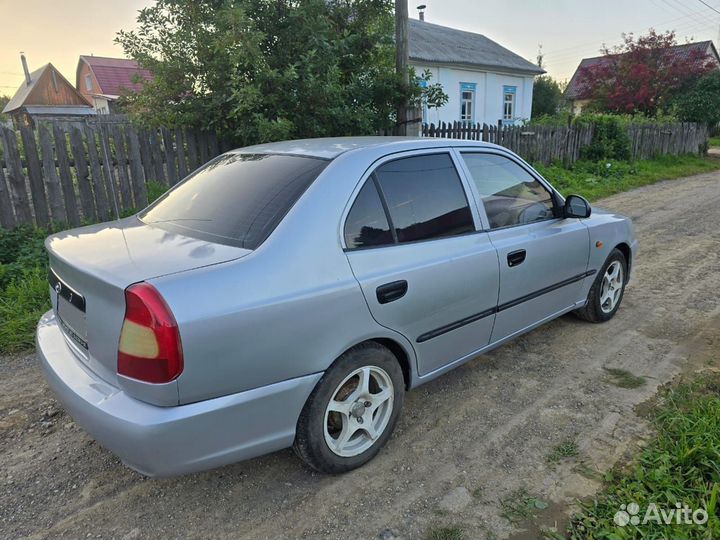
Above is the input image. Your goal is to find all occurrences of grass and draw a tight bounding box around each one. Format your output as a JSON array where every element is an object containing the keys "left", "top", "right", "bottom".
[
  {"left": 567, "top": 373, "right": 720, "bottom": 539},
  {"left": 547, "top": 440, "right": 580, "bottom": 463},
  {"left": 427, "top": 525, "right": 465, "bottom": 540},
  {"left": 0, "top": 226, "right": 53, "bottom": 354},
  {"left": 534, "top": 154, "right": 720, "bottom": 202},
  {"left": 709, "top": 136, "right": 720, "bottom": 148},
  {"left": 500, "top": 489, "right": 549, "bottom": 524},
  {"left": 0, "top": 184, "right": 168, "bottom": 355},
  {"left": 604, "top": 367, "right": 646, "bottom": 389}
]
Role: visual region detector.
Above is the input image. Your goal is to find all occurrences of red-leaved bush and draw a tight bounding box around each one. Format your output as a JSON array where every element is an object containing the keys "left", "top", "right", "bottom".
[{"left": 577, "top": 30, "right": 716, "bottom": 115}]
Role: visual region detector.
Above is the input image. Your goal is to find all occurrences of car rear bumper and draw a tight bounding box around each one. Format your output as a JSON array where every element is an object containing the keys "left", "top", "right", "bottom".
[{"left": 37, "top": 310, "right": 321, "bottom": 477}]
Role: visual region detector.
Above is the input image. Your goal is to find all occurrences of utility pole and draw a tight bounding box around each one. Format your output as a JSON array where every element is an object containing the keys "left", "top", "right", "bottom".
[{"left": 395, "top": 0, "right": 409, "bottom": 135}]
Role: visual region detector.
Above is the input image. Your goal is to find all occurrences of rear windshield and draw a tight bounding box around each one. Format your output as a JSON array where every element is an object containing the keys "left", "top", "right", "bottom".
[{"left": 140, "top": 153, "right": 329, "bottom": 249}]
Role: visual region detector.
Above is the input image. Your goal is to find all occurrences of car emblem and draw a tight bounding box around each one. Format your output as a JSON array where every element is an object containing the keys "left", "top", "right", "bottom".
[{"left": 55, "top": 282, "right": 62, "bottom": 294}]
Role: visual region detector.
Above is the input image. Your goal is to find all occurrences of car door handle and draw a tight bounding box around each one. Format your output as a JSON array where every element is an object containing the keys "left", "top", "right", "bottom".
[
  {"left": 507, "top": 249, "right": 527, "bottom": 267},
  {"left": 376, "top": 280, "right": 408, "bottom": 304}
]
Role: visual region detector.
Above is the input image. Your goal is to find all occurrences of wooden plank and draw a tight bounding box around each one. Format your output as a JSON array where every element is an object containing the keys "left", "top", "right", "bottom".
[
  {"left": 38, "top": 124, "right": 66, "bottom": 224},
  {"left": 0, "top": 127, "right": 31, "bottom": 225},
  {"left": 161, "top": 127, "right": 178, "bottom": 186},
  {"left": 207, "top": 130, "right": 219, "bottom": 158},
  {"left": 148, "top": 129, "right": 166, "bottom": 184},
  {"left": 185, "top": 129, "right": 199, "bottom": 171},
  {"left": 111, "top": 124, "right": 133, "bottom": 211},
  {"left": 174, "top": 127, "right": 188, "bottom": 180},
  {"left": 125, "top": 127, "right": 148, "bottom": 208},
  {"left": 198, "top": 131, "right": 209, "bottom": 165},
  {"left": 52, "top": 126, "right": 80, "bottom": 226},
  {"left": 19, "top": 125, "right": 50, "bottom": 226},
  {"left": 136, "top": 128, "right": 153, "bottom": 186},
  {"left": 69, "top": 126, "right": 97, "bottom": 222},
  {"left": 0, "top": 152, "right": 16, "bottom": 228},
  {"left": 83, "top": 126, "right": 112, "bottom": 221}
]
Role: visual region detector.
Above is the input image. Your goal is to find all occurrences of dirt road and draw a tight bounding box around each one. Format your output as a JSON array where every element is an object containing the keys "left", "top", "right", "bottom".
[{"left": 2, "top": 171, "right": 719, "bottom": 540}]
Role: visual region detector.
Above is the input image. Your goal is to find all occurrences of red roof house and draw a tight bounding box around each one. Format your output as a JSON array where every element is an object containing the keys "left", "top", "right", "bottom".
[
  {"left": 76, "top": 55, "right": 153, "bottom": 114},
  {"left": 565, "top": 41, "right": 720, "bottom": 114}
]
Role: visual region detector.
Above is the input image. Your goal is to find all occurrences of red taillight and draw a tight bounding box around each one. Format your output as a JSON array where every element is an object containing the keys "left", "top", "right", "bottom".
[{"left": 118, "top": 282, "right": 183, "bottom": 384}]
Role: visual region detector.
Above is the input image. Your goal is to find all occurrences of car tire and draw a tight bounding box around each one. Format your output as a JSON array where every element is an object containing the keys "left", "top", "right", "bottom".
[
  {"left": 574, "top": 248, "right": 628, "bottom": 323},
  {"left": 293, "top": 342, "right": 405, "bottom": 474}
]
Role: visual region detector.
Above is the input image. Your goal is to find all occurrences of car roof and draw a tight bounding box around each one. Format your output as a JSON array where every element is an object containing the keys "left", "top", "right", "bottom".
[{"left": 231, "top": 136, "right": 498, "bottom": 160}]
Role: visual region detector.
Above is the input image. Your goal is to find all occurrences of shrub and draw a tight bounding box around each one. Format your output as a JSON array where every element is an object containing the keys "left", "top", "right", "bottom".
[{"left": 577, "top": 114, "right": 631, "bottom": 161}]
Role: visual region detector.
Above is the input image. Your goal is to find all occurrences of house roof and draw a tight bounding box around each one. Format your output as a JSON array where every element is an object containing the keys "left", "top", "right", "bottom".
[
  {"left": 408, "top": 19, "right": 545, "bottom": 75},
  {"left": 78, "top": 55, "right": 152, "bottom": 98},
  {"left": 3, "top": 63, "right": 92, "bottom": 114},
  {"left": 565, "top": 41, "right": 720, "bottom": 99},
  {"left": 2, "top": 65, "right": 47, "bottom": 113}
]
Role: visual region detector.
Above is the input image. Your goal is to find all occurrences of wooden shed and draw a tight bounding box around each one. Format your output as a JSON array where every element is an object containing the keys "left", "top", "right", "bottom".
[{"left": 2, "top": 57, "right": 94, "bottom": 127}]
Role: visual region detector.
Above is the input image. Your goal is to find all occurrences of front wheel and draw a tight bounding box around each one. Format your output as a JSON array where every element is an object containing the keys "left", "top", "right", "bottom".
[
  {"left": 293, "top": 342, "right": 404, "bottom": 474},
  {"left": 575, "top": 248, "right": 627, "bottom": 323}
]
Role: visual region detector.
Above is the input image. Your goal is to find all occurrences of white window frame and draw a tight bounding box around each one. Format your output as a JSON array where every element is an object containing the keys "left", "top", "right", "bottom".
[
  {"left": 85, "top": 74, "right": 93, "bottom": 92},
  {"left": 459, "top": 82, "right": 476, "bottom": 122},
  {"left": 502, "top": 86, "right": 516, "bottom": 122}
]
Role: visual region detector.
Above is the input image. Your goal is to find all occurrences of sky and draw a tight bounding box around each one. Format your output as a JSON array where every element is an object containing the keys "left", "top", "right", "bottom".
[{"left": 1, "top": 0, "right": 719, "bottom": 97}]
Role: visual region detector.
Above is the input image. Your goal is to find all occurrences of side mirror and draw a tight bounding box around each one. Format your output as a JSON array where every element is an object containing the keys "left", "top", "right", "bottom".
[{"left": 564, "top": 194, "right": 591, "bottom": 219}]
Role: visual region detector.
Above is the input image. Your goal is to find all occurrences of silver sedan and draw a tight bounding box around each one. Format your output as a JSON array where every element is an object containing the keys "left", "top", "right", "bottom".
[{"left": 37, "top": 137, "right": 638, "bottom": 476}]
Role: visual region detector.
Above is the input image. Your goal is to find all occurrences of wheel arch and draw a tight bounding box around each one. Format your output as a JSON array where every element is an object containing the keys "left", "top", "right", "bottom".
[{"left": 614, "top": 242, "right": 632, "bottom": 273}]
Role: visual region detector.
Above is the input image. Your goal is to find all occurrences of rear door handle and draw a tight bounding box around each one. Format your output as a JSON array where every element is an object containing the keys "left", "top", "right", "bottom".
[
  {"left": 376, "top": 280, "right": 408, "bottom": 304},
  {"left": 507, "top": 249, "right": 527, "bottom": 267}
]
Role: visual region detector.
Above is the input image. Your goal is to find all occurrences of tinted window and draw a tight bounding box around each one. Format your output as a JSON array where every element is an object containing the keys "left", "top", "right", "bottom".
[
  {"left": 140, "top": 153, "right": 328, "bottom": 249},
  {"left": 461, "top": 153, "right": 555, "bottom": 229},
  {"left": 344, "top": 180, "right": 393, "bottom": 249},
  {"left": 374, "top": 154, "right": 474, "bottom": 243}
]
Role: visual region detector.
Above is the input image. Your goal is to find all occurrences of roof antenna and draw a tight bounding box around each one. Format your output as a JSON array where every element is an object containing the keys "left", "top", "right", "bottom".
[{"left": 417, "top": 4, "right": 426, "bottom": 21}]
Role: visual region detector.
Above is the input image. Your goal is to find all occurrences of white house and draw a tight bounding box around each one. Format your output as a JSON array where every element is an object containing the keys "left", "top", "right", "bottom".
[{"left": 409, "top": 19, "right": 545, "bottom": 126}]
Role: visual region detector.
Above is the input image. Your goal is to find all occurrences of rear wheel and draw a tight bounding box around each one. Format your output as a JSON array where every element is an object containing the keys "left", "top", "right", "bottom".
[
  {"left": 293, "top": 342, "right": 404, "bottom": 473},
  {"left": 575, "top": 248, "right": 627, "bottom": 323}
]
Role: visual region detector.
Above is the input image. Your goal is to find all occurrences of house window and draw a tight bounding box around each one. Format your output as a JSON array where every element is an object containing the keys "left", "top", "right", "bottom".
[
  {"left": 460, "top": 82, "right": 476, "bottom": 122},
  {"left": 85, "top": 74, "right": 93, "bottom": 92},
  {"left": 503, "top": 86, "right": 516, "bottom": 121}
]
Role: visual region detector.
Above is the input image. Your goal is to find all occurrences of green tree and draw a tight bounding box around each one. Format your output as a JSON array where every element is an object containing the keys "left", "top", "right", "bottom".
[
  {"left": 0, "top": 94, "right": 10, "bottom": 123},
  {"left": 116, "top": 0, "right": 446, "bottom": 145},
  {"left": 671, "top": 71, "right": 720, "bottom": 126},
  {"left": 532, "top": 76, "right": 563, "bottom": 117}
]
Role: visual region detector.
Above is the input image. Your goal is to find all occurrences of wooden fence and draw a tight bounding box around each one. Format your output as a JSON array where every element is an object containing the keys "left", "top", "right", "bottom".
[
  {"left": 0, "top": 115, "right": 229, "bottom": 228},
  {"left": 421, "top": 121, "right": 709, "bottom": 165},
  {"left": 0, "top": 115, "right": 711, "bottom": 230}
]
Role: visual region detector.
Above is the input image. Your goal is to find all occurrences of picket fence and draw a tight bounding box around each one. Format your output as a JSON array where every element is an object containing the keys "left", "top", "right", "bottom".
[{"left": 421, "top": 121, "right": 709, "bottom": 165}]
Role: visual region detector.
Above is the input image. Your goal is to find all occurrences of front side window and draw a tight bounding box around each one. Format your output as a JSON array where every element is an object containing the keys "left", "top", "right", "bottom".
[
  {"left": 141, "top": 153, "right": 328, "bottom": 249},
  {"left": 374, "top": 154, "right": 474, "bottom": 243},
  {"left": 461, "top": 153, "right": 555, "bottom": 229},
  {"left": 85, "top": 73, "right": 93, "bottom": 92},
  {"left": 503, "top": 86, "right": 516, "bottom": 121}
]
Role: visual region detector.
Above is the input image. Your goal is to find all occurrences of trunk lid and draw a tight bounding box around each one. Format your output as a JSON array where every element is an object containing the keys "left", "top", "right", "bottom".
[{"left": 46, "top": 216, "right": 250, "bottom": 385}]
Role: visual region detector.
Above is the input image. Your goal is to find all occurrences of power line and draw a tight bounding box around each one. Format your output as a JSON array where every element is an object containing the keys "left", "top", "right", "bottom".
[{"left": 696, "top": 0, "right": 720, "bottom": 15}]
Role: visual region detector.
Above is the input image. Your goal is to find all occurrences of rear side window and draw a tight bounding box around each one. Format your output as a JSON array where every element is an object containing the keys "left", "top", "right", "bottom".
[
  {"left": 344, "top": 180, "right": 394, "bottom": 249},
  {"left": 140, "top": 153, "right": 328, "bottom": 249},
  {"left": 374, "top": 153, "right": 474, "bottom": 243}
]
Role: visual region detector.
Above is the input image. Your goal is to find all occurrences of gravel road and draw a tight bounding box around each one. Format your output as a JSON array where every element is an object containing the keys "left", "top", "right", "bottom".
[{"left": 2, "top": 170, "right": 719, "bottom": 540}]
